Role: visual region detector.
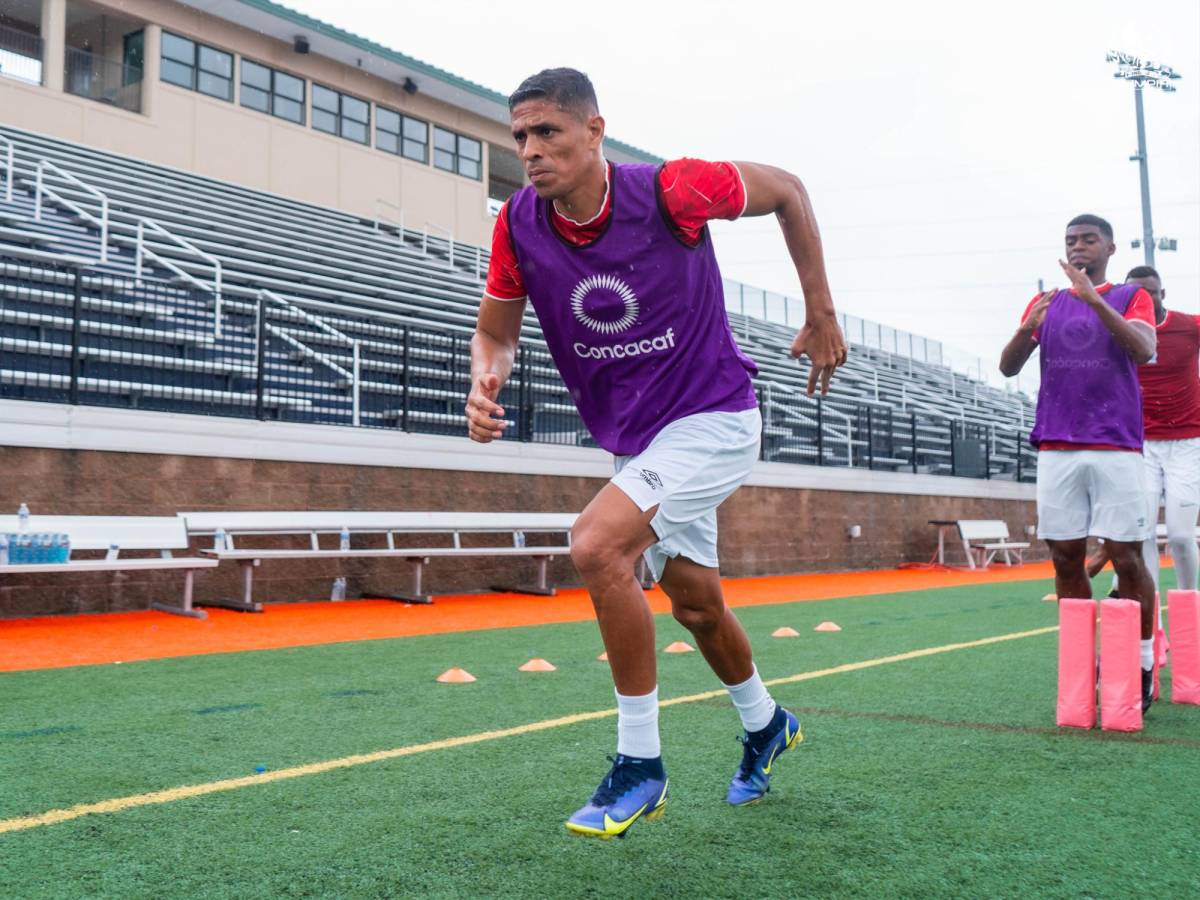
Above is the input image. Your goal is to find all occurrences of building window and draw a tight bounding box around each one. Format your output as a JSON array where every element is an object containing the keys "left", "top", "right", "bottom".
[
  {"left": 240, "top": 59, "right": 304, "bottom": 124},
  {"left": 433, "top": 127, "right": 482, "bottom": 180},
  {"left": 376, "top": 107, "right": 428, "bottom": 163},
  {"left": 160, "top": 32, "right": 232, "bottom": 101},
  {"left": 312, "top": 84, "right": 370, "bottom": 144}
]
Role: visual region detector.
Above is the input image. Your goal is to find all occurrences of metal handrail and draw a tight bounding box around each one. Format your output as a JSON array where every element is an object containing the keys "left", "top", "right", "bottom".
[
  {"left": 0, "top": 135, "right": 12, "bottom": 204},
  {"left": 260, "top": 289, "right": 361, "bottom": 425},
  {"left": 34, "top": 159, "right": 109, "bottom": 263},
  {"left": 135, "top": 217, "right": 223, "bottom": 336},
  {"left": 374, "top": 198, "right": 405, "bottom": 244},
  {"left": 422, "top": 221, "right": 455, "bottom": 270}
]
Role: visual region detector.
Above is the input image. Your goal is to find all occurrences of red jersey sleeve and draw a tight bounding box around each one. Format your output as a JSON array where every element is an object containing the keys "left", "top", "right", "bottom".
[
  {"left": 1019, "top": 293, "right": 1043, "bottom": 341},
  {"left": 657, "top": 158, "right": 747, "bottom": 245},
  {"left": 1124, "top": 288, "right": 1155, "bottom": 327},
  {"left": 483, "top": 202, "right": 526, "bottom": 301}
]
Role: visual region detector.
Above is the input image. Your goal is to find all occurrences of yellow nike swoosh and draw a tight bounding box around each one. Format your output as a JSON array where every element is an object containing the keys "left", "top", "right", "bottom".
[
  {"left": 762, "top": 725, "right": 790, "bottom": 775},
  {"left": 603, "top": 802, "right": 649, "bottom": 833}
]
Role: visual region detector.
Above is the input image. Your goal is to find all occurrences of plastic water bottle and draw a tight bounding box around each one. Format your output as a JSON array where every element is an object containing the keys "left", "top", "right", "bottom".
[
  {"left": 15, "top": 533, "right": 33, "bottom": 564},
  {"left": 17, "top": 503, "right": 29, "bottom": 533},
  {"left": 331, "top": 527, "right": 350, "bottom": 602},
  {"left": 214, "top": 527, "right": 227, "bottom": 551},
  {"left": 105, "top": 543, "right": 119, "bottom": 561},
  {"left": 515, "top": 530, "right": 527, "bottom": 548},
  {"left": 38, "top": 533, "right": 54, "bottom": 564},
  {"left": 0, "top": 534, "right": 8, "bottom": 566},
  {"left": 53, "top": 533, "right": 70, "bottom": 563}
]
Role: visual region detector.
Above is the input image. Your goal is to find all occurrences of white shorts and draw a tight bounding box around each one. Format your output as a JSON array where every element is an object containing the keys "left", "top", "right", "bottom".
[
  {"left": 611, "top": 407, "right": 761, "bottom": 582},
  {"left": 1036, "top": 450, "right": 1152, "bottom": 542},
  {"left": 1143, "top": 437, "right": 1200, "bottom": 516}
]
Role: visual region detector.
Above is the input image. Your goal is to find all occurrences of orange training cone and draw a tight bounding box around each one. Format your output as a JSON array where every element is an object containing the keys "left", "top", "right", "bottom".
[
  {"left": 518, "top": 658, "right": 556, "bottom": 672},
  {"left": 814, "top": 622, "right": 842, "bottom": 632},
  {"left": 664, "top": 640, "right": 695, "bottom": 654},
  {"left": 436, "top": 667, "right": 476, "bottom": 684},
  {"left": 772, "top": 626, "right": 800, "bottom": 638},
  {"left": 597, "top": 651, "right": 609, "bottom": 662},
  {"left": 1043, "top": 593, "right": 1058, "bottom": 602}
]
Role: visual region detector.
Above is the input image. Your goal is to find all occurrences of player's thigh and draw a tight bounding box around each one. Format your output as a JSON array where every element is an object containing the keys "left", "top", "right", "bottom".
[
  {"left": 1163, "top": 438, "right": 1200, "bottom": 526},
  {"left": 573, "top": 482, "right": 659, "bottom": 563},
  {"left": 1036, "top": 451, "right": 1091, "bottom": 540},
  {"left": 1089, "top": 451, "right": 1152, "bottom": 542}
]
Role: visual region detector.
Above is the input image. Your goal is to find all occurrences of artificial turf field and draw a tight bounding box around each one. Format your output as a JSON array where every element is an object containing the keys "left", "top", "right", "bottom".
[{"left": 1, "top": 570, "right": 1197, "bottom": 899}]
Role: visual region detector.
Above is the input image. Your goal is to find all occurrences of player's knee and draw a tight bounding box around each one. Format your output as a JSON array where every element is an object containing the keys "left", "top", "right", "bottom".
[
  {"left": 1049, "top": 543, "right": 1085, "bottom": 570},
  {"left": 570, "top": 525, "right": 624, "bottom": 578},
  {"left": 1108, "top": 546, "right": 1146, "bottom": 581},
  {"left": 672, "top": 601, "right": 723, "bottom": 634},
  {"left": 1168, "top": 536, "right": 1197, "bottom": 561}
]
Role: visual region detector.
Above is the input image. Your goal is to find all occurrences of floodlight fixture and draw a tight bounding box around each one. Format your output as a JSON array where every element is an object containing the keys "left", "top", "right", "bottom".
[{"left": 1106, "top": 51, "right": 1182, "bottom": 266}]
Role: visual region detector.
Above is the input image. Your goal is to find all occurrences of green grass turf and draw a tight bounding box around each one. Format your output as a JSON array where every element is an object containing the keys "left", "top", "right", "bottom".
[{"left": 2, "top": 571, "right": 1197, "bottom": 899}]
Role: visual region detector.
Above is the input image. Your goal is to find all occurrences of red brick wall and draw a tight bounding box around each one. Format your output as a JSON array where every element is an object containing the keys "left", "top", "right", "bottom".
[{"left": 0, "top": 446, "right": 1041, "bottom": 618}]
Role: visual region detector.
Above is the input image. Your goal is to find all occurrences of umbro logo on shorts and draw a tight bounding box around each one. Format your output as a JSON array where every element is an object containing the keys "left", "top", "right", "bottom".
[{"left": 638, "top": 469, "right": 663, "bottom": 490}]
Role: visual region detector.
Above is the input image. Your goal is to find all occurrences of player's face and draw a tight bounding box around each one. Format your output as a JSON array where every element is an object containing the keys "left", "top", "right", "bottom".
[
  {"left": 1063, "top": 225, "right": 1115, "bottom": 277},
  {"left": 510, "top": 100, "right": 604, "bottom": 200},
  {"left": 1127, "top": 274, "right": 1164, "bottom": 306}
]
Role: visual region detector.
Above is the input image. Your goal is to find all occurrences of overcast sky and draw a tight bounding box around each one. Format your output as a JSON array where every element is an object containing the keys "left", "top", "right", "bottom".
[{"left": 285, "top": 0, "right": 1199, "bottom": 385}]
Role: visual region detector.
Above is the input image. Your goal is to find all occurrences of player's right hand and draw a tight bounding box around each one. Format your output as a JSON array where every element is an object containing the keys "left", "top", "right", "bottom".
[
  {"left": 465, "top": 373, "right": 507, "bottom": 442},
  {"left": 1022, "top": 291, "right": 1055, "bottom": 333}
]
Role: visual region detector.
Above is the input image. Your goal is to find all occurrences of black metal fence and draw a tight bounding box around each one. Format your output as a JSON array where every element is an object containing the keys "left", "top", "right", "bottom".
[{"left": 0, "top": 259, "right": 1035, "bottom": 481}]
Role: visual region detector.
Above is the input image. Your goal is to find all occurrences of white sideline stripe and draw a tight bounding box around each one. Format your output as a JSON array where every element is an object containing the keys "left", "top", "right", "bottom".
[{"left": 0, "top": 625, "right": 1056, "bottom": 835}]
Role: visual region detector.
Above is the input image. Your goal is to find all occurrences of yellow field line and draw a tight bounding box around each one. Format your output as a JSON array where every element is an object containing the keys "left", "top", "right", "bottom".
[{"left": 0, "top": 625, "right": 1057, "bottom": 835}]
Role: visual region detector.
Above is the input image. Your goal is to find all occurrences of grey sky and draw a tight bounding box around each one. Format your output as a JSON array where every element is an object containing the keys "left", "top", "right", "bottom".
[{"left": 283, "top": 0, "right": 1199, "bottom": 386}]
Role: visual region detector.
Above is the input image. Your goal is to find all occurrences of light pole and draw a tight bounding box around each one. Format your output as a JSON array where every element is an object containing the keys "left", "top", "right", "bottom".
[{"left": 1106, "top": 51, "right": 1182, "bottom": 267}]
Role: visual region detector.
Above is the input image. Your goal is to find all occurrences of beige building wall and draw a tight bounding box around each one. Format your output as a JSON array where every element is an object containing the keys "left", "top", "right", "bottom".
[{"left": 0, "top": 0, "right": 521, "bottom": 246}]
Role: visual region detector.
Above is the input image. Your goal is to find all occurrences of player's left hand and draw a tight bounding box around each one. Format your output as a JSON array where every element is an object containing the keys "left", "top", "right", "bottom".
[
  {"left": 790, "top": 312, "right": 848, "bottom": 396},
  {"left": 1057, "top": 259, "right": 1100, "bottom": 303}
]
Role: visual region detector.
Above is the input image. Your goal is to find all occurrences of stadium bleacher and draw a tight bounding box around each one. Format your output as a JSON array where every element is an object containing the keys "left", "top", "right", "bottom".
[{"left": 0, "top": 123, "right": 1037, "bottom": 479}]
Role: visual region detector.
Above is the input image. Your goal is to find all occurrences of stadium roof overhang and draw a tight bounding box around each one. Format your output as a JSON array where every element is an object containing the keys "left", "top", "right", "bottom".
[{"left": 169, "top": 0, "right": 661, "bottom": 165}]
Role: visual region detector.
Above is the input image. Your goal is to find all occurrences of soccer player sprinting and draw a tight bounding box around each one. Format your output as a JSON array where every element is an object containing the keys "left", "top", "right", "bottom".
[
  {"left": 466, "top": 69, "right": 846, "bottom": 837},
  {"left": 1126, "top": 265, "right": 1200, "bottom": 600},
  {"left": 1000, "top": 215, "right": 1159, "bottom": 712}
]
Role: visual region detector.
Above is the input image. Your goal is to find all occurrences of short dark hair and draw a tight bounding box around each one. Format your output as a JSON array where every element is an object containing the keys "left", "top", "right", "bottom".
[
  {"left": 508, "top": 68, "right": 598, "bottom": 118},
  {"left": 1126, "top": 265, "right": 1160, "bottom": 281},
  {"left": 1066, "top": 213, "right": 1113, "bottom": 240}
]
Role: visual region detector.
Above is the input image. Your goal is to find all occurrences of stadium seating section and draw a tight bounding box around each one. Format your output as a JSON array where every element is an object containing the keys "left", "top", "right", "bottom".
[{"left": 0, "top": 124, "right": 1036, "bottom": 479}]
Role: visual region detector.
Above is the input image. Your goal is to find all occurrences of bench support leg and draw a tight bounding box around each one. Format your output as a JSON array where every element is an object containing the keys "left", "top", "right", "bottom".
[
  {"left": 151, "top": 569, "right": 208, "bottom": 619},
  {"left": 492, "top": 555, "right": 557, "bottom": 597},
  {"left": 369, "top": 557, "right": 434, "bottom": 604},
  {"left": 198, "top": 560, "right": 264, "bottom": 613}
]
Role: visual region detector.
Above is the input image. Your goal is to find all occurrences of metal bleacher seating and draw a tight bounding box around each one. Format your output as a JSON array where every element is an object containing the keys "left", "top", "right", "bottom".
[{"left": 0, "top": 123, "right": 1037, "bottom": 479}]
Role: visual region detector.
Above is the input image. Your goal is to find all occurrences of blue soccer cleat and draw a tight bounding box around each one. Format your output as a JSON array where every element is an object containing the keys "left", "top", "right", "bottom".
[
  {"left": 726, "top": 706, "right": 803, "bottom": 806},
  {"left": 566, "top": 754, "right": 668, "bottom": 839}
]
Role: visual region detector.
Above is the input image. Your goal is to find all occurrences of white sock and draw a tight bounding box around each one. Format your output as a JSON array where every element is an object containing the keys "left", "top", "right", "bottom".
[
  {"left": 1140, "top": 639, "right": 1154, "bottom": 670},
  {"left": 723, "top": 665, "right": 777, "bottom": 733},
  {"left": 615, "top": 687, "right": 660, "bottom": 759}
]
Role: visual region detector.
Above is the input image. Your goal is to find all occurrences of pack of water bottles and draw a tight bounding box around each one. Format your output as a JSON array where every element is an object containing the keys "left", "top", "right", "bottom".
[
  {"left": 1, "top": 532, "right": 71, "bottom": 565},
  {"left": 2, "top": 504, "right": 72, "bottom": 565}
]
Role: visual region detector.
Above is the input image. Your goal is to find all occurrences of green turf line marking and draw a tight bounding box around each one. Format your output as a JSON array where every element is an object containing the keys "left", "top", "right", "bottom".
[{"left": 0, "top": 625, "right": 1056, "bottom": 836}]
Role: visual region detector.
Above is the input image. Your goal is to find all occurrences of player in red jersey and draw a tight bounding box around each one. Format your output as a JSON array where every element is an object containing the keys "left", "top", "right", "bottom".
[{"left": 1128, "top": 265, "right": 1200, "bottom": 596}]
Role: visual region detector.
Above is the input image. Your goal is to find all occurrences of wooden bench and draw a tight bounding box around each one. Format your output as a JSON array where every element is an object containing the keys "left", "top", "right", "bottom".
[
  {"left": 0, "top": 515, "right": 218, "bottom": 618},
  {"left": 179, "top": 511, "right": 577, "bottom": 608},
  {"left": 958, "top": 519, "right": 1030, "bottom": 570}
]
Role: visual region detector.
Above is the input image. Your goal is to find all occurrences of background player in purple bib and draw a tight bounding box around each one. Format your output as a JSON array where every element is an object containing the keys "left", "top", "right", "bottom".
[
  {"left": 1000, "top": 214, "right": 1159, "bottom": 712},
  {"left": 466, "top": 68, "right": 846, "bottom": 837}
]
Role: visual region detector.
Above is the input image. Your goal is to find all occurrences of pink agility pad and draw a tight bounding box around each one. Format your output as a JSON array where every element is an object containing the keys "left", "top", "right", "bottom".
[
  {"left": 1057, "top": 598, "right": 1096, "bottom": 729},
  {"left": 1168, "top": 590, "right": 1200, "bottom": 705},
  {"left": 1153, "top": 594, "right": 1162, "bottom": 701},
  {"left": 1099, "top": 598, "right": 1143, "bottom": 732}
]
